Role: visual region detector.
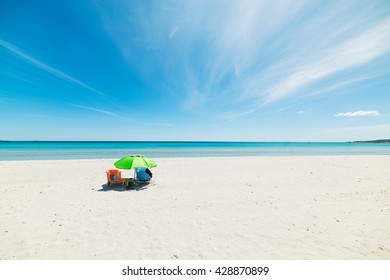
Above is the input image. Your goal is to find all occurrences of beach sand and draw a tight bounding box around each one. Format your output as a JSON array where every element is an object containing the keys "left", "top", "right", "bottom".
[{"left": 0, "top": 156, "right": 389, "bottom": 260}]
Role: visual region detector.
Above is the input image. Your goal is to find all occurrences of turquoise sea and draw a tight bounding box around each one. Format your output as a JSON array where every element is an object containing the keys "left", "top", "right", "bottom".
[{"left": 0, "top": 141, "right": 390, "bottom": 160}]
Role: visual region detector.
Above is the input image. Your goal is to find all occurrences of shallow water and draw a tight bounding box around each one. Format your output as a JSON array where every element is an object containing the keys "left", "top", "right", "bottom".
[{"left": 1, "top": 141, "right": 390, "bottom": 160}]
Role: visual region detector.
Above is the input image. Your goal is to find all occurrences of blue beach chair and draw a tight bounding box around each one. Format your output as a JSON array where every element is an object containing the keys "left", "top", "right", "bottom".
[{"left": 135, "top": 167, "right": 152, "bottom": 183}]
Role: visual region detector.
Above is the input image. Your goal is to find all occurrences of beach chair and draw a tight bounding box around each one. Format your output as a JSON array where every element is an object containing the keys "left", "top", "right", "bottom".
[
  {"left": 106, "top": 169, "right": 127, "bottom": 186},
  {"left": 135, "top": 167, "right": 151, "bottom": 184}
]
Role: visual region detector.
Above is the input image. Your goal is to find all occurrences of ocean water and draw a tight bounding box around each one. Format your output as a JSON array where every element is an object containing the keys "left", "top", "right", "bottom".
[{"left": 0, "top": 141, "right": 390, "bottom": 160}]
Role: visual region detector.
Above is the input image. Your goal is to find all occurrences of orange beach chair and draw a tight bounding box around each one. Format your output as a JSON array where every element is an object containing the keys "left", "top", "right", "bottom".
[{"left": 106, "top": 169, "right": 127, "bottom": 186}]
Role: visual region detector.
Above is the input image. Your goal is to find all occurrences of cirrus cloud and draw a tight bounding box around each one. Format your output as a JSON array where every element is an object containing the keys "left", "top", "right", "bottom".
[
  {"left": 0, "top": 39, "right": 104, "bottom": 96},
  {"left": 334, "top": 110, "right": 380, "bottom": 117}
]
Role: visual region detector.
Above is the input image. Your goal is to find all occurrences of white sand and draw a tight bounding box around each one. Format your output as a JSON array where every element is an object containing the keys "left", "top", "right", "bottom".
[{"left": 0, "top": 156, "right": 389, "bottom": 260}]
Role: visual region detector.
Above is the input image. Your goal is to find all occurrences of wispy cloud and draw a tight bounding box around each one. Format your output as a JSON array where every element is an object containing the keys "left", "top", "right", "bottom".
[
  {"left": 306, "top": 76, "right": 375, "bottom": 97},
  {"left": 323, "top": 123, "right": 390, "bottom": 141},
  {"left": 145, "top": 122, "right": 172, "bottom": 126},
  {"left": 169, "top": 26, "right": 180, "bottom": 39},
  {"left": 99, "top": 0, "right": 390, "bottom": 119},
  {"left": 335, "top": 110, "right": 380, "bottom": 117},
  {"left": 23, "top": 113, "right": 68, "bottom": 120},
  {"left": 0, "top": 39, "right": 104, "bottom": 95},
  {"left": 69, "top": 103, "right": 136, "bottom": 123},
  {"left": 262, "top": 17, "right": 390, "bottom": 105},
  {"left": 340, "top": 123, "right": 390, "bottom": 130},
  {"left": 0, "top": 90, "right": 16, "bottom": 105},
  {"left": 0, "top": 99, "right": 14, "bottom": 105},
  {"left": 69, "top": 103, "right": 121, "bottom": 118}
]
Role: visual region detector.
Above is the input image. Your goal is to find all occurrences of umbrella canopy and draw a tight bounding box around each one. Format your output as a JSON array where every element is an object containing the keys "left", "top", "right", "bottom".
[{"left": 114, "top": 155, "right": 157, "bottom": 170}]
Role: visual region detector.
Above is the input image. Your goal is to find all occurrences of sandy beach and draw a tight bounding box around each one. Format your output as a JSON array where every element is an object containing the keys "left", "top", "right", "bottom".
[{"left": 0, "top": 156, "right": 389, "bottom": 260}]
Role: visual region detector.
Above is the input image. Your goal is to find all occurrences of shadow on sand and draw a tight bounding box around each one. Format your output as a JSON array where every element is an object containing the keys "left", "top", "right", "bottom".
[{"left": 97, "top": 182, "right": 149, "bottom": 192}]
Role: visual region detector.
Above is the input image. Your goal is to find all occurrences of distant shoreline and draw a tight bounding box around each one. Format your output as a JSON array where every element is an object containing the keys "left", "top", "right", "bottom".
[{"left": 350, "top": 139, "right": 390, "bottom": 144}]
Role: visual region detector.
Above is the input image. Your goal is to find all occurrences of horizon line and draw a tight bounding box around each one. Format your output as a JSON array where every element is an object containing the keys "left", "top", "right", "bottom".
[{"left": 1, "top": 140, "right": 381, "bottom": 143}]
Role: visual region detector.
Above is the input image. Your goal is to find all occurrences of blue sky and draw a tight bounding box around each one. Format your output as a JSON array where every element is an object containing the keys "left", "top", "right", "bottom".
[{"left": 1, "top": 0, "right": 390, "bottom": 141}]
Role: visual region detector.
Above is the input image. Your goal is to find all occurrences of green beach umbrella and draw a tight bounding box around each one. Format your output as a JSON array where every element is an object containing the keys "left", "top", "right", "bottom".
[{"left": 114, "top": 155, "right": 157, "bottom": 170}]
